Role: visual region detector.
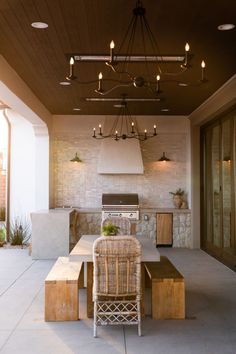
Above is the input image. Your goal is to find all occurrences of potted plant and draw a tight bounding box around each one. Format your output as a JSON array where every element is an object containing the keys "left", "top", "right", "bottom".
[
  {"left": 0, "top": 226, "right": 6, "bottom": 247},
  {"left": 169, "top": 188, "right": 185, "bottom": 209},
  {"left": 101, "top": 222, "right": 120, "bottom": 236}
]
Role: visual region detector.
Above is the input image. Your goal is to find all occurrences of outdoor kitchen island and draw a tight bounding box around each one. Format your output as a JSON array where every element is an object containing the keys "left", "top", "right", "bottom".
[
  {"left": 31, "top": 207, "right": 191, "bottom": 259},
  {"left": 76, "top": 207, "right": 191, "bottom": 248}
]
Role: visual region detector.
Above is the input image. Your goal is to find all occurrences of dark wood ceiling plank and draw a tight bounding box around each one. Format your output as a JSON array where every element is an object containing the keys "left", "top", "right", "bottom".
[{"left": 0, "top": 0, "right": 236, "bottom": 115}]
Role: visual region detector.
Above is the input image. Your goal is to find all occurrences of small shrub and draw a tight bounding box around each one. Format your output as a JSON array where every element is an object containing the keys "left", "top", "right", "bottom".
[
  {"left": 0, "top": 227, "right": 6, "bottom": 245},
  {"left": 9, "top": 218, "right": 31, "bottom": 246},
  {"left": 102, "top": 222, "right": 120, "bottom": 236}
]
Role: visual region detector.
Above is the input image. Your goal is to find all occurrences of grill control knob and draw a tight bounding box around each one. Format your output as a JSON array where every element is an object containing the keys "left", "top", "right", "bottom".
[
  {"left": 119, "top": 213, "right": 122, "bottom": 217},
  {"left": 130, "top": 213, "right": 133, "bottom": 217},
  {"left": 108, "top": 213, "right": 111, "bottom": 217}
]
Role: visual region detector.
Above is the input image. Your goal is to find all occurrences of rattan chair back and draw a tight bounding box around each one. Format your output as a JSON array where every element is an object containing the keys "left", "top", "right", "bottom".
[{"left": 93, "top": 235, "right": 142, "bottom": 337}]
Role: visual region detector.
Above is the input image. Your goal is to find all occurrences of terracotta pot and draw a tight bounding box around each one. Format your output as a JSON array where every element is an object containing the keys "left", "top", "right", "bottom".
[{"left": 173, "top": 195, "right": 183, "bottom": 209}]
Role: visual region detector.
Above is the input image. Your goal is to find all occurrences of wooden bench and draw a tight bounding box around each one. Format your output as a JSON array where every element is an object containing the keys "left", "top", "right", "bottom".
[
  {"left": 45, "top": 257, "right": 83, "bottom": 321},
  {"left": 145, "top": 256, "right": 185, "bottom": 319}
]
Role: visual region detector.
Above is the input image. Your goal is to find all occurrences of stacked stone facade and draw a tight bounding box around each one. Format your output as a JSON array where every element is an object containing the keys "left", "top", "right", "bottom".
[{"left": 74, "top": 210, "right": 191, "bottom": 248}]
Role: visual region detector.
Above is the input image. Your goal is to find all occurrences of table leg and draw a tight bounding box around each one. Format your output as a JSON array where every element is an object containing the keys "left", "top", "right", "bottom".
[{"left": 87, "top": 262, "right": 93, "bottom": 318}]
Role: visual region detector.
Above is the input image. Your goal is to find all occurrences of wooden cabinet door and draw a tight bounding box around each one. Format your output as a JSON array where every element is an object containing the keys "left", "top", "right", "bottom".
[{"left": 156, "top": 213, "right": 173, "bottom": 246}]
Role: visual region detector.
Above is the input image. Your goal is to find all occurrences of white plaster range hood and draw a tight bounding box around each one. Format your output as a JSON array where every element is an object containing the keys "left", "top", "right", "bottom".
[{"left": 97, "top": 138, "right": 144, "bottom": 174}]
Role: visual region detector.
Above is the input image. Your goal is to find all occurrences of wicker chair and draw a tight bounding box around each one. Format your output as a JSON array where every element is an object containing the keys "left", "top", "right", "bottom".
[
  {"left": 93, "top": 235, "right": 142, "bottom": 337},
  {"left": 101, "top": 217, "right": 131, "bottom": 235}
]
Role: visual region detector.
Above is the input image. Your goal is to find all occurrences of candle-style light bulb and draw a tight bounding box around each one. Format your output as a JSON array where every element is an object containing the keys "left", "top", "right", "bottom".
[
  {"left": 115, "top": 130, "right": 118, "bottom": 140},
  {"left": 183, "top": 42, "right": 190, "bottom": 67},
  {"left": 144, "top": 129, "right": 147, "bottom": 140},
  {"left": 185, "top": 43, "right": 190, "bottom": 52},
  {"left": 69, "top": 57, "right": 75, "bottom": 78},
  {"left": 99, "top": 124, "right": 102, "bottom": 135},
  {"left": 156, "top": 75, "right": 160, "bottom": 92},
  {"left": 98, "top": 72, "right": 103, "bottom": 91},
  {"left": 110, "top": 40, "right": 115, "bottom": 49},
  {"left": 110, "top": 40, "right": 115, "bottom": 63},
  {"left": 93, "top": 127, "right": 96, "bottom": 137},
  {"left": 201, "top": 60, "right": 206, "bottom": 81},
  {"left": 131, "top": 122, "right": 135, "bottom": 133},
  {"left": 154, "top": 124, "right": 157, "bottom": 135}
]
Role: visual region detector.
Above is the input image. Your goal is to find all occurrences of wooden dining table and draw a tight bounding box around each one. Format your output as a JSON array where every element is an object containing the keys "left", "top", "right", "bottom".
[{"left": 69, "top": 234, "right": 160, "bottom": 317}]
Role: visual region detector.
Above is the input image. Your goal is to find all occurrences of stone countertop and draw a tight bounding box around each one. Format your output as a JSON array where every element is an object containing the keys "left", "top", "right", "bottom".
[
  {"left": 31, "top": 208, "right": 74, "bottom": 215},
  {"left": 46, "top": 207, "right": 191, "bottom": 214},
  {"left": 141, "top": 208, "right": 191, "bottom": 213},
  {"left": 50, "top": 207, "right": 191, "bottom": 214}
]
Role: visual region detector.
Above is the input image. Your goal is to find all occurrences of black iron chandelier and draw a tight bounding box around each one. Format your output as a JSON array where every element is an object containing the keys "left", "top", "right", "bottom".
[
  {"left": 65, "top": 1, "right": 207, "bottom": 97},
  {"left": 92, "top": 96, "right": 157, "bottom": 141}
]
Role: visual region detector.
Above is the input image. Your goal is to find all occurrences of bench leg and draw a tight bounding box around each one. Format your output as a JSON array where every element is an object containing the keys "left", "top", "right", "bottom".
[
  {"left": 78, "top": 263, "right": 84, "bottom": 289},
  {"left": 45, "top": 280, "right": 79, "bottom": 321},
  {"left": 152, "top": 279, "right": 185, "bottom": 319}
]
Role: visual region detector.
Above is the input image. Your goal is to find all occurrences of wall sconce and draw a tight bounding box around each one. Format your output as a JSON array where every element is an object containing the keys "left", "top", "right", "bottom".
[
  {"left": 158, "top": 152, "right": 171, "bottom": 162},
  {"left": 223, "top": 156, "right": 231, "bottom": 162},
  {"left": 70, "top": 152, "right": 82, "bottom": 163}
]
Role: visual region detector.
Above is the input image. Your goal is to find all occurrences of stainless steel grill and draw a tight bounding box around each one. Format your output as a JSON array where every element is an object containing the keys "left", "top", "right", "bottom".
[{"left": 102, "top": 193, "right": 139, "bottom": 220}]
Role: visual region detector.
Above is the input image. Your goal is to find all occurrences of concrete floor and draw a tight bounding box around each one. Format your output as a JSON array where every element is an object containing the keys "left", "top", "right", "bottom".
[{"left": 0, "top": 247, "right": 235, "bottom": 354}]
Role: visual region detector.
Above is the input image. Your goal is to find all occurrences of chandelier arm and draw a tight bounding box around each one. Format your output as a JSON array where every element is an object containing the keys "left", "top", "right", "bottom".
[
  {"left": 117, "top": 13, "right": 136, "bottom": 54},
  {"left": 142, "top": 14, "right": 163, "bottom": 75},
  {"left": 126, "top": 105, "right": 131, "bottom": 134},
  {"left": 108, "top": 13, "right": 137, "bottom": 81},
  {"left": 106, "top": 63, "right": 134, "bottom": 80},
  {"left": 146, "top": 77, "right": 206, "bottom": 87},
  {"left": 122, "top": 15, "right": 137, "bottom": 75},
  {"left": 95, "top": 82, "right": 133, "bottom": 96},
  {"left": 67, "top": 78, "right": 99, "bottom": 85},
  {"left": 143, "top": 82, "right": 160, "bottom": 96},
  {"left": 109, "top": 115, "right": 120, "bottom": 136},
  {"left": 161, "top": 68, "right": 188, "bottom": 76},
  {"left": 143, "top": 16, "right": 193, "bottom": 77},
  {"left": 71, "top": 77, "right": 133, "bottom": 85},
  {"left": 140, "top": 15, "right": 153, "bottom": 82}
]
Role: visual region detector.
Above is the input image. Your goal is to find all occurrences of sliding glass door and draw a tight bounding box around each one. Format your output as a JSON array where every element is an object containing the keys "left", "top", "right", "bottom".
[{"left": 201, "top": 110, "right": 236, "bottom": 269}]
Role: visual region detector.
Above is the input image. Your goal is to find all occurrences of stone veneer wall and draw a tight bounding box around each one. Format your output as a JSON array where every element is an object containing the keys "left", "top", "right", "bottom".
[
  {"left": 52, "top": 116, "right": 190, "bottom": 209},
  {"left": 75, "top": 210, "right": 191, "bottom": 248}
]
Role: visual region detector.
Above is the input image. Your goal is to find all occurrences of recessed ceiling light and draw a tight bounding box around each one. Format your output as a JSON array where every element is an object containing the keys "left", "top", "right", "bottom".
[
  {"left": 31, "top": 22, "right": 48, "bottom": 29},
  {"left": 161, "top": 108, "right": 170, "bottom": 112},
  {"left": 217, "top": 23, "right": 235, "bottom": 31},
  {"left": 114, "top": 104, "right": 126, "bottom": 108},
  {"left": 73, "top": 108, "right": 81, "bottom": 111},
  {"left": 178, "top": 82, "right": 188, "bottom": 87},
  {"left": 59, "top": 81, "right": 71, "bottom": 86}
]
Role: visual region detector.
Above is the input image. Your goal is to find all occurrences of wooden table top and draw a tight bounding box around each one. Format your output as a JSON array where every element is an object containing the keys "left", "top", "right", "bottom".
[{"left": 69, "top": 235, "right": 160, "bottom": 262}]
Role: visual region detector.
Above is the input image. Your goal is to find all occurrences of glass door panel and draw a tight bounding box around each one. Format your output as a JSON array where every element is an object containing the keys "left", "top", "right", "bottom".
[
  {"left": 211, "top": 125, "right": 221, "bottom": 248},
  {"left": 204, "top": 130, "right": 213, "bottom": 243},
  {"left": 222, "top": 119, "right": 232, "bottom": 250},
  {"left": 201, "top": 110, "right": 236, "bottom": 269}
]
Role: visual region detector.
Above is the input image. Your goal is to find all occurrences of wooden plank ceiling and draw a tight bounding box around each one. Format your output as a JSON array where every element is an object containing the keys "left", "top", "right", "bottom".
[{"left": 0, "top": 0, "right": 235, "bottom": 115}]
